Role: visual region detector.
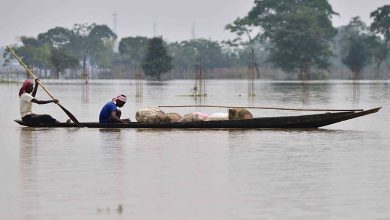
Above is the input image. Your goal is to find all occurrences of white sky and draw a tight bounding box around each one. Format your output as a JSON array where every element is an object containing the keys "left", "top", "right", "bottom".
[{"left": 0, "top": 0, "right": 388, "bottom": 46}]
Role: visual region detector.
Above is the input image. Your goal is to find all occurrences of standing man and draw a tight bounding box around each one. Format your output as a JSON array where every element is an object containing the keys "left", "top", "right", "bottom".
[{"left": 99, "top": 94, "right": 130, "bottom": 123}]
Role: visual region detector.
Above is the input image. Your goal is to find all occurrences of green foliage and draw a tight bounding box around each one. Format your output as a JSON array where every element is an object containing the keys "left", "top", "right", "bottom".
[
  {"left": 168, "top": 38, "right": 261, "bottom": 72},
  {"left": 165, "top": 37, "right": 269, "bottom": 74},
  {"left": 86, "top": 24, "right": 117, "bottom": 67},
  {"left": 371, "top": 5, "right": 390, "bottom": 39},
  {"left": 229, "top": 0, "right": 337, "bottom": 78},
  {"left": 49, "top": 48, "right": 79, "bottom": 79},
  {"left": 6, "top": 24, "right": 116, "bottom": 79},
  {"left": 340, "top": 37, "right": 372, "bottom": 77},
  {"left": 370, "top": 5, "right": 390, "bottom": 69},
  {"left": 118, "top": 36, "right": 148, "bottom": 66},
  {"left": 36, "top": 23, "right": 117, "bottom": 76},
  {"left": 37, "top": 27, "right": 73, "bottom": 48},
  {"left": 247, "top": 0, "right": 337, "bottom": 39},
  {"left": 168, "top": 41, "right": 197, "bottom": 71},
  {"left": 92, "top": 39, "right": 116, "bottom": 69},
  {"left": 225, "top": 17, "right": 259, "bottom": 47},
  {"left": 141, "top": 37, "right": 173, "bottom": 80},
  {"left": 269, "top": 6, "right": 335, "bottom": 73},
  {"left": 4, "top": 28, "right": 252, "bottom": 79},
  {"left": 67, "top": 23, "right": 117, "bottom": 68},
  {"left": 339, "top": 17, "right": 374, "bottom": 77},
  {"left": 182, "top": 39, "right": 230, "bottom": 68},
  {"left": 10, "top": 37, "right": 52, "bottom": 70}
]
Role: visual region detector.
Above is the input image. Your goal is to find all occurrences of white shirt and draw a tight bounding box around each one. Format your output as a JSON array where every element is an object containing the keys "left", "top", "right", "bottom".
[{"left": 20, "top": 93, "right": 34, "bottom": 118}]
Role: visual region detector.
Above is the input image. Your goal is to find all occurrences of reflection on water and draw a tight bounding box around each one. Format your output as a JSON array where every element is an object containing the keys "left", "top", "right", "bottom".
[
  {"left": 98, "top": 128, "right": 122, "bottom": 133},
  {"left": 97, "top": 128, "right": 126, "bottom": 213},
  {"left": 1, "top": 80, "right": 389, "bottom": 220},
  {"left": 19, "top": 128, "right": 40, "bottom": 219},
  {"left": 301, "top": 82, "right": 310, "bottom": 104},
  {"left": 247, "top": 93, "right": 255, "bottom": 106},
  {"left": 193, "top": 94, "right": 207, "bottom": 105},
  {"left": 81, "top": 84, "right": 89, "bottom": 104},
  {"left": 269, "top": 82, "right": 334, "bottom": 105},
  {"left": 353, "top": 80, "right": 361, "bottom": 103}
]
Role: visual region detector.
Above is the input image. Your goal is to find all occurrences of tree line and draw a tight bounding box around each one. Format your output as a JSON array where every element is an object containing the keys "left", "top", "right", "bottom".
[
  {"left": 3, "top": 1, "right": 390, "bottom": 80},
  {"left": 227, "top": 1, "right": 390, "bottom": 80}
]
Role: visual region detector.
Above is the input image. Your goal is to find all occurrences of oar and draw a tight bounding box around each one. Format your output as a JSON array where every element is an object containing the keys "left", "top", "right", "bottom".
[
  {"left": 158, "top": 105, "right": 364, "bottom": 112},
  {"left": 6, "top": 46, "right": 81, "bottom": 124}
]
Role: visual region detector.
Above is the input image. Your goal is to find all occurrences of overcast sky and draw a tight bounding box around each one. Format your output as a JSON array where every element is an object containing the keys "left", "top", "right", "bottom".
[{"left": 1, "top": 0, "right": 389, "bottom": 46}]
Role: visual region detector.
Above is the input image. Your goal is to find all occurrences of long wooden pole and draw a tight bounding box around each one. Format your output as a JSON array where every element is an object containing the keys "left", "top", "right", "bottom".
[
  {"left": 7, "top": 46, "right": 80, "bottom": 124},
  {"left": 158, "top": 105, "right": 364, "bottom": 112}
]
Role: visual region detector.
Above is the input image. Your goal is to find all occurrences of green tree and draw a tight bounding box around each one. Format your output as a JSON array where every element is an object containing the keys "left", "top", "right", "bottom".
[
  {"left": 141, "top": 37, "right": 173, "bottom": 80},
  {"left": 370, "top": 5, "right": 390, "bottom": 70},
  {"left": 6, "top": 24, "right": 116, "bottom": 79},
  {"left": 225, "top": 17, "right": 262, "bottom": 76},
  {"left": 87, "top": 24, "right": 117, "bottom": 69},
  {"left": 339, "top": 17, "right": 373, "bottom": 79},
  {"left": 168, "top": 41, "right": 196, "bottom": 72},
  {"left": 181, "top": 39, "right": 229, "bottom": 68},
  {"left": 119, "top": 36, "right": 148, "bottom": 66},
  {"left": 230, "top": 0, "right": 337, "bottom": 79},
  {"left": 270, "top": 6, "right": 336, "bottom": 79},
  {"left": 36, "top": 27, "right": 74, "bottom": 77},
  {"left": 17, "top": 37, "right": 51, "bottom": 70},
  {"left": 3, "top": 37, "right": 52, "bottom": 77},
  {"left": 67, "top": 23, "right": 117, "bottom": 76},
  {"left": 50, "top": 48, "right": 79, "bottom": 79},
  {"left": 167, "top": 38, "right": 257, "bottom": 77},
  {"left": 37, "top": 27, "right": 73, "bottom": 48}
]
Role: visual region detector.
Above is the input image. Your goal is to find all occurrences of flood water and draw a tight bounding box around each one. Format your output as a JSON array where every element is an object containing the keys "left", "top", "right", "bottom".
[{"left": 0, "top": 80, "right": 389, "bottom": 220}]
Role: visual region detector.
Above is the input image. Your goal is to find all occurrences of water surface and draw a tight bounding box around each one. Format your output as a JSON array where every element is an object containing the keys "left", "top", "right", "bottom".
[{"left": 0, "top": 80, "right": 389, "bottom": 220}]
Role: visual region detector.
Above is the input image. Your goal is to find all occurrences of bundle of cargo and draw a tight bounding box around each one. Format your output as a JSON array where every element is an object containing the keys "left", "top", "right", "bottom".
[
  {"left": 135, "top": 107, "right": 253, "bottom": 124},
  {"left": 179, "top": 112, "right": 209, "bottom": 122},
  {"left": 205, "top": 112, "right": 229, "bottom": 121},
  {"left": 135, "top": 107, "right": 182, "bottom": 123},
  {"left": 228, "top": 108, "right": 253, "bottom": 120}
]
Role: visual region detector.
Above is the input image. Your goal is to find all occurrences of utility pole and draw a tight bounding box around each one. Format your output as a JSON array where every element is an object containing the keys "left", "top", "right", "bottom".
[
  {"left": 112, "top": 12, "right": 118, "bottom": 52},
  {"left": 112, "top": 12, "right": 118, "bottom": 34},
  {"left": 153, "top": 22, "right": 157, "bottom": 37},
  {"left": 191, "top": 22, "right": 196, "bottom": 39}
]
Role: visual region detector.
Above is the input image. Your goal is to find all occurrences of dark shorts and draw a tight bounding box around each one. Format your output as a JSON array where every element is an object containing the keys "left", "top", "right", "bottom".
[{"left": 22, "top": 114, "right": 58, "bottom": 124}]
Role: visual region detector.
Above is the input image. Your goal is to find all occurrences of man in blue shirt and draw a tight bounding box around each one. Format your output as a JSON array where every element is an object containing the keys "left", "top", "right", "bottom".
[{"left": 99, "top": 94, "right": 130, "bottom": 123}]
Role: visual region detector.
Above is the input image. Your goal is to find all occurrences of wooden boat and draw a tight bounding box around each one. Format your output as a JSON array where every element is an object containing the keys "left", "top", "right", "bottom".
[{"left": 14, "top": 107, "right": 381, "bottom": 129}]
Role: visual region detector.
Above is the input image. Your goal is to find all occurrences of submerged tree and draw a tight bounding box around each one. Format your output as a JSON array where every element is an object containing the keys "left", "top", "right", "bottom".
[
  {"left": 168, "top": 41, "right": 197, "bottom": 72},
  {"left": 370, "top": 5, "right": 390, "bottom": 70},
  {"left": 15, "top": 36, "right": 51, "bottom": 71},
  {"left": 167, "top": 38, "right": 246, "bottom": 75},
  {"left": 50, "top": 48, "right": 79, "bottom": 79},
  {"left": 141, "top": 37, "right": 173, "bottom": 80},
  {"left": 228, "top": 0, "right": 337, "bottom": 80},
  {"left": 119, "top": 36, "right": 148, "bottom": 67},
  {"left": 3, "top": 37, "right": 52, "bottom": 77},
  {"left": 37, "top": 27, "right": 73, "bottom": 48},
  {"left": 36, "top": 24, "right": 116, "bottom": 78},
  {"left": 225, "top": 16, "right": 261, "bottom": 77},
  {"left": 339, "top": 17, "right": 374, "bottom": 79},
  {"left": 68, "top": 23, "right": 117, "bottom": 76}
]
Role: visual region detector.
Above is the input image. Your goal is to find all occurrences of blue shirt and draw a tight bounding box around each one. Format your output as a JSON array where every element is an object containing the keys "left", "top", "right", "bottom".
[{"left": 99, "top": 101, "right": 117, "bottom": 123}]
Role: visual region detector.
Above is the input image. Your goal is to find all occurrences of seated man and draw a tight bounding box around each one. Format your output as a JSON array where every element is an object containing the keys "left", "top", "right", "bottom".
[{"left": 99, "top": 94, "right": 130, "bottom": 123}]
